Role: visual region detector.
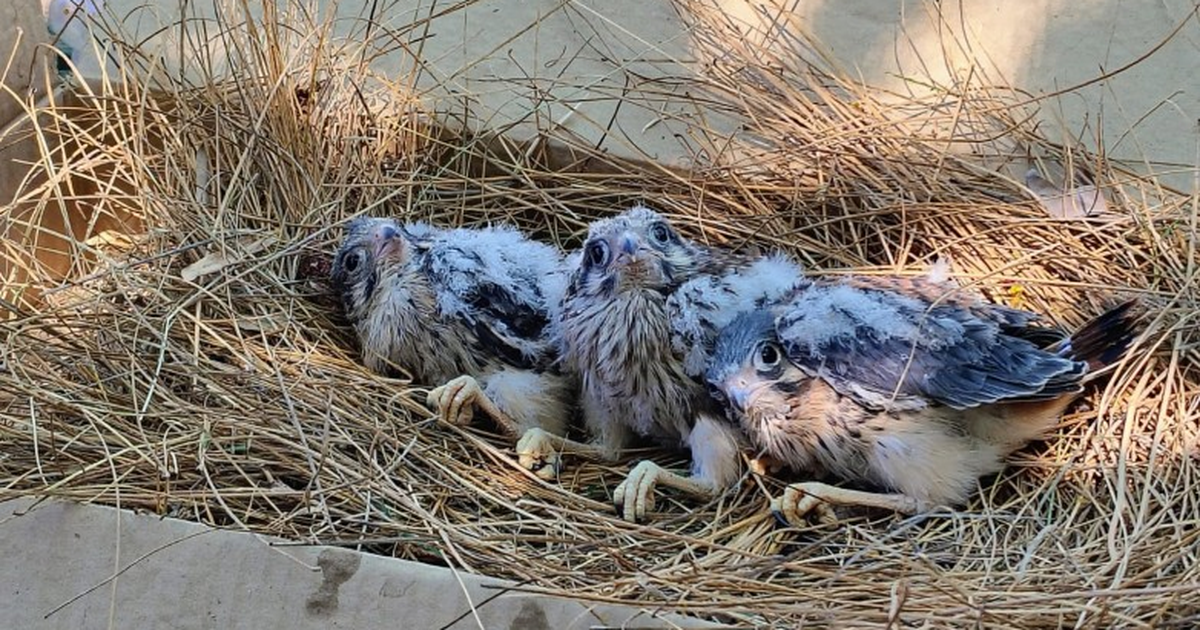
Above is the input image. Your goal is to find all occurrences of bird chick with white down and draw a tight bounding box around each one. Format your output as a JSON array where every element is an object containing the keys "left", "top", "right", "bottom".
[
  {"left": 706, "top": 275, "right": 1141, "bottom": 526},
  {"left": 519, "top": 205, "right": 803, "bottom": 521},
  {"left": 331, "top": 217, "right": 571, "bottom": 442}
]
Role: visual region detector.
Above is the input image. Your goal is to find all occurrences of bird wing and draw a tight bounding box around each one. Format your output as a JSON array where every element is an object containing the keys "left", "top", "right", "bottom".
[
  {"left": 669, "top": 254, "right": 803, "bottom": 377},
  {"left": 839, "top": 275, "right": 1067, "bottom": 346},
  {"left": 422, "top": 226, "right": 563, "bottom": 370},
  {"left": 775, "top": 279, "right": 1084, "bottom": 411}
]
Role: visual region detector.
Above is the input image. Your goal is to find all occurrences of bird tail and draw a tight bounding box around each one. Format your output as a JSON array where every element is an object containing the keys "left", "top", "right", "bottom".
[{"left": 1052, "top": 299, "right": 1143, "bottom": 378}]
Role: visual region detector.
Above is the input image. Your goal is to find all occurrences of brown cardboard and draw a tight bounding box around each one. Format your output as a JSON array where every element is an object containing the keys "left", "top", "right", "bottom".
[
  {"left": 0, "top": 0, "right": 146, "bottom": 313},
  {"left": 0, "top": 0, "right": 54, "bottom": 312}
]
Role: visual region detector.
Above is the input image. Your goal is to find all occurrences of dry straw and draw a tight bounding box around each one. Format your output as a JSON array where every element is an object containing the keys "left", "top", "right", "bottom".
[{"left": 1, "top": 0, "right": 1197, "bottom": 626}]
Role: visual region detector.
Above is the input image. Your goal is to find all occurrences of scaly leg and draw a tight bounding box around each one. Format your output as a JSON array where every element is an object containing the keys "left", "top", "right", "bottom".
[
  {"left": 612, "top": 412, "right": 741, "bottom": 522},
  {"left": 515, "top": 428, "right": 611, "bottom": 480},
  {"left": 426, "top": 375, "right": 519, "bottom": 439},
  {"left": 613, "top": 460, "right": 717, "bottom": 522},
  {"left": 771, "top": 481, "right": 927, "bottom": 527}
]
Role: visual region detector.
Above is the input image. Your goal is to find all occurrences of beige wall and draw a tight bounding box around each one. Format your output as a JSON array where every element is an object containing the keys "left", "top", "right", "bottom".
[
  {"left": 7, "top": 0, "right": 1196, "bottom": 305},
  {"left": 50, "top": 0, "right": 1200, "bottom": 184},
  {"left": 724, "top": 0, "right": 1199, "bottom": 185}
]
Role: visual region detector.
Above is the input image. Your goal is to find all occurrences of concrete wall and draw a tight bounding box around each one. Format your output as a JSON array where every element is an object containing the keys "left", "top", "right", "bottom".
[
  {"left": 52, "top": 0, "right": 1199, "bottom": 186},
  {"left": 0, "top": 498, "right": 717, "bottom": 630}
]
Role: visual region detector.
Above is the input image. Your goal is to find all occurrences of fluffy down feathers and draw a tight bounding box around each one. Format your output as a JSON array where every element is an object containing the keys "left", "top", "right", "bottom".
[
  {"left": 557, "top": 205, "right": 759, "bottom": 446},
  {"left": 706, "top": 275, "right": 1142, "bottom": 509},
  {"left": 331, "top": 217, "right": 565, "bottom": 382},
  {"left": 669, "top": 253, "right": 804, "bottom": 377},
  {"left": 556, "top": 206, "right": 804, "bottom": 504}
]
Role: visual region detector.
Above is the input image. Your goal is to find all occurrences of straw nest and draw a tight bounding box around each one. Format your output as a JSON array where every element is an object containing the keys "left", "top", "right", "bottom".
[{"left": 2, "top": 1, "right": 1197, "bottom": 627}]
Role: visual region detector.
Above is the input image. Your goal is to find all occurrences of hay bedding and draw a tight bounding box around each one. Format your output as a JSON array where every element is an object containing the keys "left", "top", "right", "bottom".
[{"left": 2, "top": 1, "right": 1198, "bottom": 627}]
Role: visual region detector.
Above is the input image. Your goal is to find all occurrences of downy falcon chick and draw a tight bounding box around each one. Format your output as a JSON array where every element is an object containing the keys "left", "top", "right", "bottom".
[
  {"left": 706, "top": 273, "right": 1141, "bottom": 526},
  {"left": 331, "top": 216, "right": 571, "bottom": 441},
  {"left": 518, "top": 205, "right": 803, "bottom": 521}
]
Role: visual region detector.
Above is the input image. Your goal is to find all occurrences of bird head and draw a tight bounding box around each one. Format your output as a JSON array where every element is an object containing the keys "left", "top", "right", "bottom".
[
  {"left": 330, "top": 216, "right": 412, "bottom": 322},
  {"left": 568, "top": 206, "right": 705, "bottom": 298},
  {"left": 706, "top": 310, "right": 796, "bottom": 427}
]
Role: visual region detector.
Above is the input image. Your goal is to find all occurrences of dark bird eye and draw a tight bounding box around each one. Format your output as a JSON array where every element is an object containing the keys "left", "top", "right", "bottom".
[
  {"left": 754, "top": 342, "right": 782, "bottom": 370},
  {"left": 650, "top": 222, "right": 671, "bottom": 244},
  {"left": 342, "top": 250, "right": 363, "bottom": 274},
  {"left": 706, "top": 382, "right": 727, "bottom": 404},
  {"left": 586, "top": 241, "right": 609, "bottom": 267}
]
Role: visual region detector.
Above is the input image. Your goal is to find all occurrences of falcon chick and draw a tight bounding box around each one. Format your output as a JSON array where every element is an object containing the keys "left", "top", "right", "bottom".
[
  {"left": 521, "top": 205, "right": 802, "bottom": 521},
  {"left": 331, "top": 216, "right": 570, "bottom": 442},
  {"left": 706, "top": 276, "right": 1142, "bottom": 526}
]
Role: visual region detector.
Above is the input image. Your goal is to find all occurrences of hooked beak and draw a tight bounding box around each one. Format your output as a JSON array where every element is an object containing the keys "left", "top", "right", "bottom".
[
  {"left": 614, "top": 231, "right": 648, "bottom": 265},
  {"left": 371, "top": 223, "right": 403, "bottom": 260},
  {"left": 717, "top": 377, "right": 754, "bottom": 413},
  {"left": 727, "top": 384, "right": 752, "bottom": 412}
]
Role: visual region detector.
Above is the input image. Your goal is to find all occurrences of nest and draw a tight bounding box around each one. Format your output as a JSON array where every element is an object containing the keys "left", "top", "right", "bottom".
[{"left": 2, "top": 1, "right": 1198, "bottom": 627}]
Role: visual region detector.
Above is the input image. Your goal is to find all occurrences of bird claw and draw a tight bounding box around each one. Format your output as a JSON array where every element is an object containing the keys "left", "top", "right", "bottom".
[
  {"left": 770, "top": 483, "right": 839, "bottom": 527},
  {"left": 425, "top": 375, "right": 482, "bottom": 426},
  {"left": 515, "top": 427, "right": 562, "bottom": 480},
  {"left": 612, "top": 460, "right": 664, "bottom": 523},
  {"left": 748, "top": 455, "right": 784, "bottom": 476}
]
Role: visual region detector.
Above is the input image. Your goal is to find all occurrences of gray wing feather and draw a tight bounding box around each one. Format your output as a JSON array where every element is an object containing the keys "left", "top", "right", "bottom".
[
  {"left": 422, "top": 225, "right": 565, "bottom": 367},
  {"left": 776, "top": 282, "right": 1084, "bottom": 411}
]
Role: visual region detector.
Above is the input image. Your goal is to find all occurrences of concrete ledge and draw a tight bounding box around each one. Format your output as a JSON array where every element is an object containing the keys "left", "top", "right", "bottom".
[{"left": 0, "top": 498, "right": 719, "bottom": 629}]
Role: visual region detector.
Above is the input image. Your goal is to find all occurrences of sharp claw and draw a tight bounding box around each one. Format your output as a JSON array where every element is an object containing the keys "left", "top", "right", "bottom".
[
  {"left": 517, "top": 428, "right": 563, "bottom": 479},
  {"left": 536, "top": 453, "right": 562, "bottom": 479},
  {"left": 771, "top": 507, "right": 791, "bottom": 527},
  {"left": 534, "top": 463, "right": 558, "bottom": 481}
]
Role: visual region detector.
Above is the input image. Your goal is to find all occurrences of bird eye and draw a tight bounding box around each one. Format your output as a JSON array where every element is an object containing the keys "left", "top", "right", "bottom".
[
  {"left": 586, "top": 241, "right": 609, "bottom": 267},
  {"left": 649, "top": 222, "right": 671, "bottom": 245},
  {"left": 342, "top": 250, "right": 362, "bottom": 274},
  {"left": 754, "top": 342, "right": 782, "bottom": 370}
]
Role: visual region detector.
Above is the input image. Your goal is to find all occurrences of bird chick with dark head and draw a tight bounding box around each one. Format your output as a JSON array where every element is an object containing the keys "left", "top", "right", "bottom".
[
  {"left": 331, "top": 216, "right": 570, "bottom": 442},
  {"left": 519, "top": 205, "right": 802, "bottom": 521},
  {"left": 706, "top": 276, "right": 1142, "bottom": 526}
]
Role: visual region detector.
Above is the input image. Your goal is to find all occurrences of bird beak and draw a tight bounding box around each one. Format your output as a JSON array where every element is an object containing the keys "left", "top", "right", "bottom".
[
  {"left": 718, "top": 377, "right": 753, "bottom": 412},
  {"left": 616, "top": 231, "right": 643, "bottom": 264},
  {"left": 371, "top": 223, "right": 403, "bottom": 260},
  {"left": 727, "top": 385, "right": 751, "bottom": 412}
]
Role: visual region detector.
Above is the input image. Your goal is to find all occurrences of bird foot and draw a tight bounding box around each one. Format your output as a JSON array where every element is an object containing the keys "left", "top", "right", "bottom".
[
  {"left": 612, "top": 460, "right": 715, "bottom": 523},
  {"left": 613, "top": 460, "right": 665, "bottom": 523},
  {"left": 426, "top": 375, "right": 518, "bottom": 437},
  {"left": 770, "top": 481, "right": 925, "bottom": 527},
  {"left": 515, "top": 427, "right": 562, "bottom": 480}
]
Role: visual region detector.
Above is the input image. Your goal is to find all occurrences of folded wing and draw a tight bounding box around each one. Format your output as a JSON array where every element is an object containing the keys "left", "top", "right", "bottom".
[{"left": 775, "top": 280, "right": 1085, "bottom": 411}]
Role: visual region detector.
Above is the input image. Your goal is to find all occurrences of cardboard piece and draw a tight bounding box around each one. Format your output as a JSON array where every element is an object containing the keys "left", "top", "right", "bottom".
[
  {"left": 0, "top": 0, "right": 144, "bottom": 312},
  {"left": 0, "top": 498, "right": 720, "bottom": 629}
]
